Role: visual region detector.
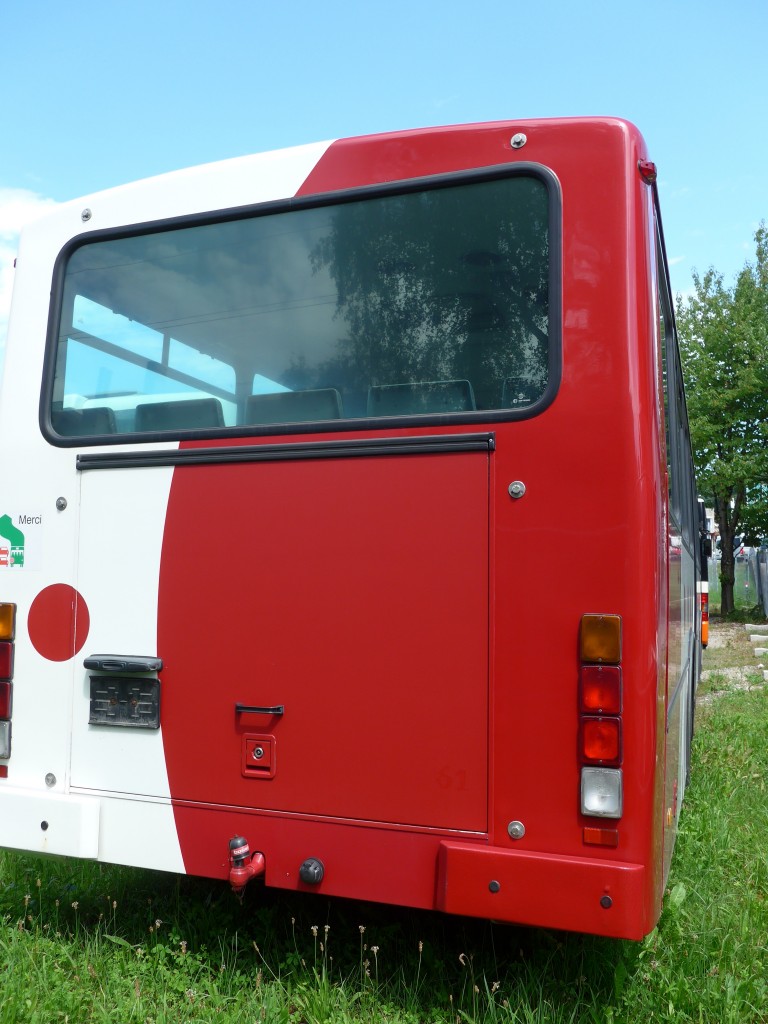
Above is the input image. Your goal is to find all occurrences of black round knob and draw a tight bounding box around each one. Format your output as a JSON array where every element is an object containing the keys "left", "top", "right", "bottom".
[{"left": 299, "top": 858, "right": 325, "bottom": 885}]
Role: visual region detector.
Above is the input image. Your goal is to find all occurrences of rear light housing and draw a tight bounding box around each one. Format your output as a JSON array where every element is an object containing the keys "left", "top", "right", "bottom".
[
  {"left": 638, "top": 159, "right": 658, "bottom": 184},
  {"left": 579, "top": 614, "right": 623, "bottom": 823},
  {"left": 0, "top": 603, "right": 15, "bottom": 764}
]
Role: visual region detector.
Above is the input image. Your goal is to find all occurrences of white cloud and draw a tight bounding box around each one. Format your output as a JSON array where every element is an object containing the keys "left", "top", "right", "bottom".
[{"left": 0, "top": 188, "right": 59, "bottom": 372}]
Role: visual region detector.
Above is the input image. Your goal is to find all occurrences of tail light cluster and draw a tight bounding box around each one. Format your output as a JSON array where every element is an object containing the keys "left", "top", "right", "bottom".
[
  {"left": 579, "top": 614, "right": 623, "bottom": 838},
  {"left": 0, "top": 603, "right": 15, "bottom": 772},
  {"left": 700, "top": 585, "right": 709, "bottom": 648}
]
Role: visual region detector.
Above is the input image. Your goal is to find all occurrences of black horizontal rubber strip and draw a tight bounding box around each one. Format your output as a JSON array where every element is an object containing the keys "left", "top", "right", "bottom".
[{"left": 76, "top": 432, "right": 495, "bottom": 471}]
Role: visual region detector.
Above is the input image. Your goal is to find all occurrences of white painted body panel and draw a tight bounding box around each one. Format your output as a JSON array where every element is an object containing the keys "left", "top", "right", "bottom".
[
  {"left": 70, "top": 466, "right": 175, "bottom": 797},
  {"left": 0, "top": 139, "right": 335, "bottom": 867}
]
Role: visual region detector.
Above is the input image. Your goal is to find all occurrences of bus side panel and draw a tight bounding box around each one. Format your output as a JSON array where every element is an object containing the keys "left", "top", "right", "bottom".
[{"left": 662, "top": 538, "right": 695, "bottom": 885}]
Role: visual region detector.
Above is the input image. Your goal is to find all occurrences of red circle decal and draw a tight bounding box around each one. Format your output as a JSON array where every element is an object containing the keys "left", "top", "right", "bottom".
[{"left": 27, "top": 584, "right": 90, "bottom": 662}]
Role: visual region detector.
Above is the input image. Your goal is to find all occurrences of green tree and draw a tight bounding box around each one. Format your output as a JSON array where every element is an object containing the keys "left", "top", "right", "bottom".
[{"left": 676, "top": 223, "right": 768, "bottom": 614}]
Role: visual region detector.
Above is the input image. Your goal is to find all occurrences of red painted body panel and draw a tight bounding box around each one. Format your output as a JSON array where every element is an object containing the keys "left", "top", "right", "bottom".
[
  {"left": 148, "top": 119, "right": 676, "bottom": 939},
  {"left": 173, "top": 801, "right": 451, "bottom": 909},
  {"left": 159, "top": 449, "right": 490, "bottom": 830}
]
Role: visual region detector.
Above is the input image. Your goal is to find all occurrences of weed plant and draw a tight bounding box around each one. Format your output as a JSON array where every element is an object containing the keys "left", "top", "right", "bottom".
[{"left": 1, "top": 634, "right": 766, "bottom": 1022}]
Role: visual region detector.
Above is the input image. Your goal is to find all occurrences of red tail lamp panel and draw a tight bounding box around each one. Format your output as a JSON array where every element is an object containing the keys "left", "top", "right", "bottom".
[
  {"left": 0, "top": 681, "right": 11, "bottom": 719},
  {"left": 0, "top": 642, "right": 13, "bottom": 681},
  {"left": 580, "top": 664, "right": 622, "bottom": 714},
  {"left": 580, "top": 716, "right": 622, "bottom": 765}
]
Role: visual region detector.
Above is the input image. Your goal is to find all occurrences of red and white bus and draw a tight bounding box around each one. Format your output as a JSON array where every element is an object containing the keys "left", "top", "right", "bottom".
[{"left": 0, "top": 118, "right": 701, "bottom": 940}]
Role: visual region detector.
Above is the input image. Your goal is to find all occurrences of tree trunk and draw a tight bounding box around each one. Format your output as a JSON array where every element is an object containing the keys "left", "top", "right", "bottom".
[
  {"left": 714, "top": 492, "right": 742, "bottom": 616},
  {"left": 719, "top": 541, "right": 736, "bottom": 615}
]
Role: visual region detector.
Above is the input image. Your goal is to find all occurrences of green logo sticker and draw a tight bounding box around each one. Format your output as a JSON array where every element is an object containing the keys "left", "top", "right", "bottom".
[{"left": 0, "top": 514, "right": 26, "bottom": 568}]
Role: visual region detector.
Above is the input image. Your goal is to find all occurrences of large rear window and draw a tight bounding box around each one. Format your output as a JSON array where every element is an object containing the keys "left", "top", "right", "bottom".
[{"left": 47, "top": 170, "right": 557, "bottom": 440}]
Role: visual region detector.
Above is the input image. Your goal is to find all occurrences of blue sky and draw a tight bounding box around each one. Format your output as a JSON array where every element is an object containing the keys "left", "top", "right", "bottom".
[{"left": 1, "top": 0, "right": 767, "bottom": 364}]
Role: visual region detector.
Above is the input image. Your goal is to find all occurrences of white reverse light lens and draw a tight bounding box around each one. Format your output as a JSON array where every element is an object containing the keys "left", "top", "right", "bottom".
[
  {"left": 581, "top": 766, "right": 623, "bottom": 818},
  {"left": 0, "top": 721, "right": 11, "bottom": 759}
]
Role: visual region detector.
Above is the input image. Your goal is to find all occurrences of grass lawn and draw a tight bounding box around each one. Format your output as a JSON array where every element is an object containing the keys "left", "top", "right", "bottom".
[{"left": 1, "top": 620, "right": 766, "bottom": 1023}]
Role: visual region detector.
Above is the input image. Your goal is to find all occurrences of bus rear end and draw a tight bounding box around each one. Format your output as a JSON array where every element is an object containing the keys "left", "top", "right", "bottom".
[{"left": 0, "top": 118, "right": 697, "bottom": 939}]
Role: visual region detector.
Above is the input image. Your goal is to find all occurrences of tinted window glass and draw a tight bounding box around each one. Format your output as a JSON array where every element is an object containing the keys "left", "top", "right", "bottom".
[{"left": 51, "top": 173, "right": 551, "bottom": 437}]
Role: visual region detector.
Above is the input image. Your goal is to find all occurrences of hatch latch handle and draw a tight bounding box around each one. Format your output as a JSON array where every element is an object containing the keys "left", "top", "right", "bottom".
[
  {"left": 235, "top": 703, "right": 285, "bottom": 716},
  {"left": 84, "top": 654, "right": 163, "bottom": 673}
]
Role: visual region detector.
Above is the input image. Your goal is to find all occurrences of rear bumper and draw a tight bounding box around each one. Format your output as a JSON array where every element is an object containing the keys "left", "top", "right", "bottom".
[
  {"left": 0, "top": 787, "right": 100, "bottom": 859},
  {"left": 174, "top": 802, "right": 654, "bottom": 939},
  {"left": 437, "top": 840, "right": 650, "bottom": 939},
  {"left": 0, "top": 788, "right": 654, "bottom": 939}
]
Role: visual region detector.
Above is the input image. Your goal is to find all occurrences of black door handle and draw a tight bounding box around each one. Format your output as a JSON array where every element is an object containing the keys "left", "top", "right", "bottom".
[
  {"left": 235, "top": 703, "right": 285, "bottom": 716},
  {"left": 84, "top": 654, "right": 163, "bottom": 673}
]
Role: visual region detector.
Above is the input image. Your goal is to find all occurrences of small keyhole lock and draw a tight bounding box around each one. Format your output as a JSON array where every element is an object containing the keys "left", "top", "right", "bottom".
[{"left": 242, "top": 735, "right": 275, "bottom": 778}]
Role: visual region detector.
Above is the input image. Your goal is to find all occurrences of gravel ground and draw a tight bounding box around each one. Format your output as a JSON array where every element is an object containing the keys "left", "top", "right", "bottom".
[
  {"left": 704, "top": 620, "right": 751, "bottom": 651},
  {"left": 698, "top": 620, "right": 766, "bottom": 705}
]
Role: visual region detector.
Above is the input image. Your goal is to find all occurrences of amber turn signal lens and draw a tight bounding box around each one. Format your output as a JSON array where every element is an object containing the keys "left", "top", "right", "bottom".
[
  {"left": 0, "top": 604, "right": 16, "bottom": 642},
  {"left": 580, "top": 614, "right": 621, "bottom": 664}
]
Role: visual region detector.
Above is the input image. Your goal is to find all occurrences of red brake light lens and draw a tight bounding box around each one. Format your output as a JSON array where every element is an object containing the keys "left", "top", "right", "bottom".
[
  {"left": 580, "top": 664, "right": 622, "bottom": 714},
  {"left": 0, "top": 682, "right": 10, "bottom": 719},
  {"left": 0, "top": 642, "right": 14, "bottom": 681},
  {"left": 580, "top": 716, "right": 622, "bottom": 765}
]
